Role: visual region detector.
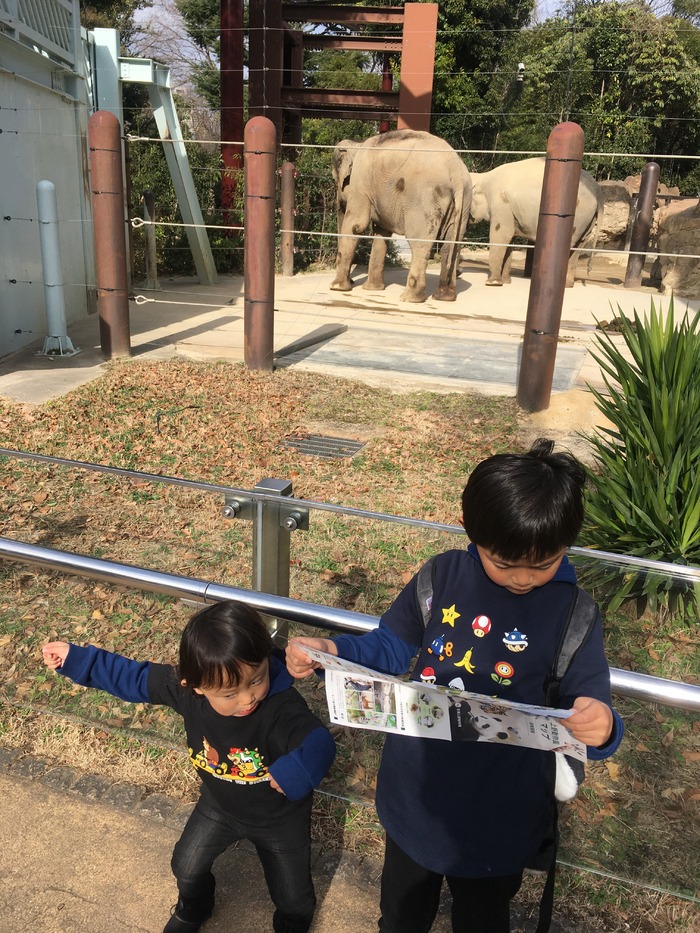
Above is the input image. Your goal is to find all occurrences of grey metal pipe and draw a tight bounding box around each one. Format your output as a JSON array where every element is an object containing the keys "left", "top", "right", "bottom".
[
  {"left": 0, "top": 536, "right": 697, "bottom": 712},
  {"left": 35, "top": 180, "right": 78, "bottom": 357},
  {"left": 3, "top": 448, "right": 700, "bottom": 581}
]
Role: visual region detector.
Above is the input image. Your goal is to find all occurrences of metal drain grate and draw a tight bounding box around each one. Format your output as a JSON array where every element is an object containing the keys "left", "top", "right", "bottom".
[{"left": 282, "top": 434, "right": 365, "bottom": 459}]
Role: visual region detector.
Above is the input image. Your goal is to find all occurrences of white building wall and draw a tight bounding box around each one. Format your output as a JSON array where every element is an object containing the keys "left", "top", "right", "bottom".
[{"left": 0, "top": 23, "right": 94, "bottom": 359}]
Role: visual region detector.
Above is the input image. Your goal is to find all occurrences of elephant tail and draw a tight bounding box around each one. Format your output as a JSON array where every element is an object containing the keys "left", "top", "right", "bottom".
[{"left": 441, "top": 173, "right": 471, "bottom": 276}]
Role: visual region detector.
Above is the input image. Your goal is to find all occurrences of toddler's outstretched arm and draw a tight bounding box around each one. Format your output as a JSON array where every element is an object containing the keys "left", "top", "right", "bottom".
[{"left": 42, "top": 641, "right": 70, "bottom": 671}]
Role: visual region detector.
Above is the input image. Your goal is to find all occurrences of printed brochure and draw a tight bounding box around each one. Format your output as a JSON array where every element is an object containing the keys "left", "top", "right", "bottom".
[{"left": 304, "top": 647, "right": 586, "bottom": 762}]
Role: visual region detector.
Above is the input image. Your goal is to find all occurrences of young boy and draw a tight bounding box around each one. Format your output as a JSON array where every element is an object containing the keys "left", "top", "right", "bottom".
[
  {"left": 42, "top": 600, "right": 336, "bottom": 933},
  {"left": 286, "top": 438, "right": 624, "bottom": 933}
]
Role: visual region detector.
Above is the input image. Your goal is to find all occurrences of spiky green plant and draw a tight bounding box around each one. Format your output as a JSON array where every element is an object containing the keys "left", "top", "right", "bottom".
[{"left": 579, "top": 298, "right": 700, "bottom": 620}]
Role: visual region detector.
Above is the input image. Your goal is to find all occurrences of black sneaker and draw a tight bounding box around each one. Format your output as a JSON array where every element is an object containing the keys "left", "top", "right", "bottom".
[{"left": 162, "top": 898, "right": 213, "bottom": 933}]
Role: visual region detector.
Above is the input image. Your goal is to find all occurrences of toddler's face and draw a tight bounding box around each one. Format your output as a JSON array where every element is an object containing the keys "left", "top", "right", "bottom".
[
  {"left": 193, "top": 659, "right": 270, "bottom": 717},
  {"left": 477, "top": 546, "right": 566, "bottom": 595}
]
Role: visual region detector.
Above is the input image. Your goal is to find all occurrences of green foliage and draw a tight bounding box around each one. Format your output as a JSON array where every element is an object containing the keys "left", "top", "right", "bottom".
[
  {"left": 580, "top": 299, "right": 700, "bottom": 620},
  {"left": 495, "top": 3, "right": 700, "bottom": 185},
  {"left": 128, "top": 96, "right": 243, "bottom": 279}
]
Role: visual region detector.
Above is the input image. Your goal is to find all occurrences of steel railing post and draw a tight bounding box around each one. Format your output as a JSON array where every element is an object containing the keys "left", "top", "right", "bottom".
[{"left": 252, "top": 478, "right": 308, "bottom": 643}]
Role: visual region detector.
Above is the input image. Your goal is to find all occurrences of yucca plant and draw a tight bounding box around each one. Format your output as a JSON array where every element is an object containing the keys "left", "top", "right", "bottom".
[{"left": 579, "top": 298, "right": 700, "bottom": 621}]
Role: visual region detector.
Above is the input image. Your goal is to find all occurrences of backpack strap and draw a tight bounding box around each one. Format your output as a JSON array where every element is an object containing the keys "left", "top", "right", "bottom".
[
  {"left": 536, "top": 585, "right": 598, "bottom": 933},
  {"left": 414, "top": 555, "right": 436, "bottom": 628},
  {"left": 544, "top": 586, "right": 597, "bottom": 708}
]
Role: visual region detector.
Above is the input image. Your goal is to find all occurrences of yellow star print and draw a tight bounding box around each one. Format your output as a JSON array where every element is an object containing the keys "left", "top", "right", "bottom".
[{"left": 442, "top": 604, "right": 461, "bottom": 627}]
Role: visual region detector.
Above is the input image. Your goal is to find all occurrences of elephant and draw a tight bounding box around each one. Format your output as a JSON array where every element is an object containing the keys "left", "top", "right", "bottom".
[
  {"left": 331, "top": 130, "right": 472, "bottom": 303},
  {"left": 469, "top": 157, "right": 604, "bottom": 286}
]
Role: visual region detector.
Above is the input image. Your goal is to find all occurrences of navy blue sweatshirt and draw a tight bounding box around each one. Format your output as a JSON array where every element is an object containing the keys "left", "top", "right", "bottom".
[
  {"left": 57, "top": 646, "right": 335, "bottom": 828},
  {"left": 333, "top": 546, "right": 624, "bottom": 877}
]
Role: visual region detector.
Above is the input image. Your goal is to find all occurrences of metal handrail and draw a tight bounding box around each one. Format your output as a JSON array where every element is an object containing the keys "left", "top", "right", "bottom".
[
  {"left": 3, "top": 447, "right": 700, "bottom": 580},
  {"left": 0, "top": 535, "right": 698, "bottom": 713}
]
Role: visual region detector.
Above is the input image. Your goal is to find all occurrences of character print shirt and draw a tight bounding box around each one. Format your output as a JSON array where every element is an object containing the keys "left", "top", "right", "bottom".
[
  {"left": 56, "top": 646, "right": 335, "bottom": 829},
  {"left": 332, "top": 545, "right": 623, "bottom": 877}
]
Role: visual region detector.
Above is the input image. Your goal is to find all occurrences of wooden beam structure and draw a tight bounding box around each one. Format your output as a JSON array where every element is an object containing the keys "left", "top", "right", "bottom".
[{"left": 247, "top": 2, "right": 437, "bottom": 143}]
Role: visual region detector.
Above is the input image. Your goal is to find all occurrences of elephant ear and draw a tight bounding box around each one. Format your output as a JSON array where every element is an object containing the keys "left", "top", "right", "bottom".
[{"left": 332, "top": 139, "right": 361, "bottom": 191}]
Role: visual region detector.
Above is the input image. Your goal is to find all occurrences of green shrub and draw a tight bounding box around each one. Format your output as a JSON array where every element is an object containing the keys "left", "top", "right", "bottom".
[{"left": 579, "top": 298, "right": 700, "bottom": 621}]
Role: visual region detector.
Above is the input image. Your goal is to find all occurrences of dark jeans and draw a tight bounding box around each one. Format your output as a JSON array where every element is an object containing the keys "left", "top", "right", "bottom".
[
  {"left": 378, "top": 834, "right": 523, "bottom": 933},
  {"left": 171, "top": 796, "right": 316, "bottom": 933}
]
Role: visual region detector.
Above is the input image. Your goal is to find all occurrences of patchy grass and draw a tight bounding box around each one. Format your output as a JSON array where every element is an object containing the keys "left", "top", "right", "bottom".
[{"left": 0, "top": 359, "right": 698, "bottom": 931}]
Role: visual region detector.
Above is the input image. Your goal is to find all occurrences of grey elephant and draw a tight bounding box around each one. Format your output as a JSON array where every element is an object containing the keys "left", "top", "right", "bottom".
[
  {"left": 469, "top": 157, "right": 604, "bottom": 286},
  {"left": 331, "top": 130, "right": 472, "bottom": 302}
]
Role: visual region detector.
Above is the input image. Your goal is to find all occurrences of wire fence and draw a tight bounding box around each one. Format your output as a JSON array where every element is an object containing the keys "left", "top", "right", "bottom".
[{"left": 124, "top": 131, "right": 700, "bottom": 281}]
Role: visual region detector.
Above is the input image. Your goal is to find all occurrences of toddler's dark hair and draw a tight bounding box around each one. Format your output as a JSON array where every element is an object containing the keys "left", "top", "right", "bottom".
[
  {"left": 461, "top": 438, "right": 586, "bottom": 562},
  {"left": 179, "top": 601, "right": 273, "bottom": 690}
]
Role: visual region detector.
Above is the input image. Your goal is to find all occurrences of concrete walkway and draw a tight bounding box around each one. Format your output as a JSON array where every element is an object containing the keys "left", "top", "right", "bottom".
[
  {"left": 0, "top": 747, "right": 596, "bottom": 933},
  {"left": 0, "top": 254, "right": 689, "bottom": 416}
]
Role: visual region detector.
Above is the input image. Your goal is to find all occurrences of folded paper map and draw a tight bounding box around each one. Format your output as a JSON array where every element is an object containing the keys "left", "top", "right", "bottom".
[{"left": 303, "top": 647, "right": 586, "bottom": 761}]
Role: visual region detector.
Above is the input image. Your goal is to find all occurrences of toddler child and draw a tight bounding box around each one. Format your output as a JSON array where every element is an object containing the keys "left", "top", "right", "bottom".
[{"left": 43, "top": 599, "right": 336, "bottom": 933}]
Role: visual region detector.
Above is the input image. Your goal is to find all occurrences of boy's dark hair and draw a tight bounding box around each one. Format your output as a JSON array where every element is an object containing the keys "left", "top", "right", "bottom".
[
  {"left": 179, "top": 601, "right": 273, "bottom": 690},
  {"left": 461, "top": 438, "right": 586, "bottom": 562}
]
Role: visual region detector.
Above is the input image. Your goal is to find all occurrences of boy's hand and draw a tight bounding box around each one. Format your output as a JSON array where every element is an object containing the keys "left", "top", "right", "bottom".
[
  {"left": 565, "top": 696, "right": 613, "bottom": 747},
  {"left": 268, "top": 774, "right": 286, "bottom": 795},
  {"left": 285, "top": 637, "right": 338, "bottom": 679},
  {"left": 42, "top": 642, "right": 70, "bottom": 671}
]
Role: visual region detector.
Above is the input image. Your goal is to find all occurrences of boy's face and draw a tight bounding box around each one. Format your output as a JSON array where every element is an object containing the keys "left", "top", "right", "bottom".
[
  {"left": 191, "top": 659, "right": 270, "bottom": 717},
  {"left": 477, "top": 546, "right": 567, "bottom": 595}
]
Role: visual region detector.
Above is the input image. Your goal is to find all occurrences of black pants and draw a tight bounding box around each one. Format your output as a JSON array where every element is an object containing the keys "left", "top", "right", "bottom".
[
  {"left": 378, "top": 834, "right": 523, "bottom": 933},
  {"left": 171, "top": 796, "right": 316, "bottom": 933}
]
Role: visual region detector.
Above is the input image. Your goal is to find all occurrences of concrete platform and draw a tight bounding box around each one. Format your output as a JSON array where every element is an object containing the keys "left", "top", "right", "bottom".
[{"left": 0, "top": 254, "right": 691, "bottom": 412}]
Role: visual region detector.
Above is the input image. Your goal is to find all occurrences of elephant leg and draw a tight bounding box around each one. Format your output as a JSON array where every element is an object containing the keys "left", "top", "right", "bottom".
[
  {"left": 330, "top": 204, "right": 370, "bottom": 292},
  {"left": 501, "top": 246, "right": 514, "bottom": 285},
  {"left": 566, "top": 248, "right": 581, "bottom": 287},
  {"left": 363, "top": 226, "right": 390, "bottom": 291},
  {"left": 486, "top": 217, "right": 515, "bottom": 286},
  {"left": 400, "top": 240, "right": 431, "bottom": 302},
  {"left": 434, "top": 241, "right": 458, "bottom": 302}
]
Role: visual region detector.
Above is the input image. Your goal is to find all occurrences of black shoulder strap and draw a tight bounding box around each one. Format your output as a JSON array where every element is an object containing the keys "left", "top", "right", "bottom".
[
  {"left": 415, "top": 555, "right": 436, "bottom": 628},
  {"left": 536, "top": 585, "right": 598, "bottom": 933},
  {"left": 544, "top": 586, "right": 598, "bottom": 708}
]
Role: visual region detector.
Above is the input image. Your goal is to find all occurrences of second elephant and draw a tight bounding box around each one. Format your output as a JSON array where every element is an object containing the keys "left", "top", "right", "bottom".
[
  {"left": 331, "top": 130, "right": 472, "bottom": 303},
  {"left": 470, "top": 157, "right": 604, "bottom": 286}
]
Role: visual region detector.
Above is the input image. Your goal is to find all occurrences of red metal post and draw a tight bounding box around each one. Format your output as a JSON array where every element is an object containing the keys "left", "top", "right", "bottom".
[
  {"left": 624, "top": 161, "right": 660, "bottom": 289},
  {"left": 379, "top": 54, "right": 393, "bottom": 133},
  {"left": 279, "top": 162, "right": 296, "bottom": 277},
  {"left": 220, "top": 0, "right": 244, "bottom": 221},
  {"left": 516, "top": 122, "right": 585, "bottom": 413},
  {"left": 88, "top": 110, "right": 131, "bottom": 359},
  {"left": 244, "top": 117, "right": 277, "bottom": 371},
  {"left": 397, "top": 3, "right": 438, "bottom": 132}
]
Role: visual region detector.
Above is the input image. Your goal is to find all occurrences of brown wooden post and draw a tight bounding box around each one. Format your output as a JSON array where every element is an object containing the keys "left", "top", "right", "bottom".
[
  {"left": 624, "top": 161, "right": 660, "bottom": 289},
  {"left": 220, "top": 0, "right": 244, "bottom": 221},
  {"left": 280, "top": 162, "right": 296, "bottom": 277},
  {"left": 516, "top": 122, "right": 584, "bottom": 413},
  {"left": 88, "top": 110, "right": 131, "bottom": 359},
  {"left": 244, "top": 116, "right": 277, "bottom": 371}
]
